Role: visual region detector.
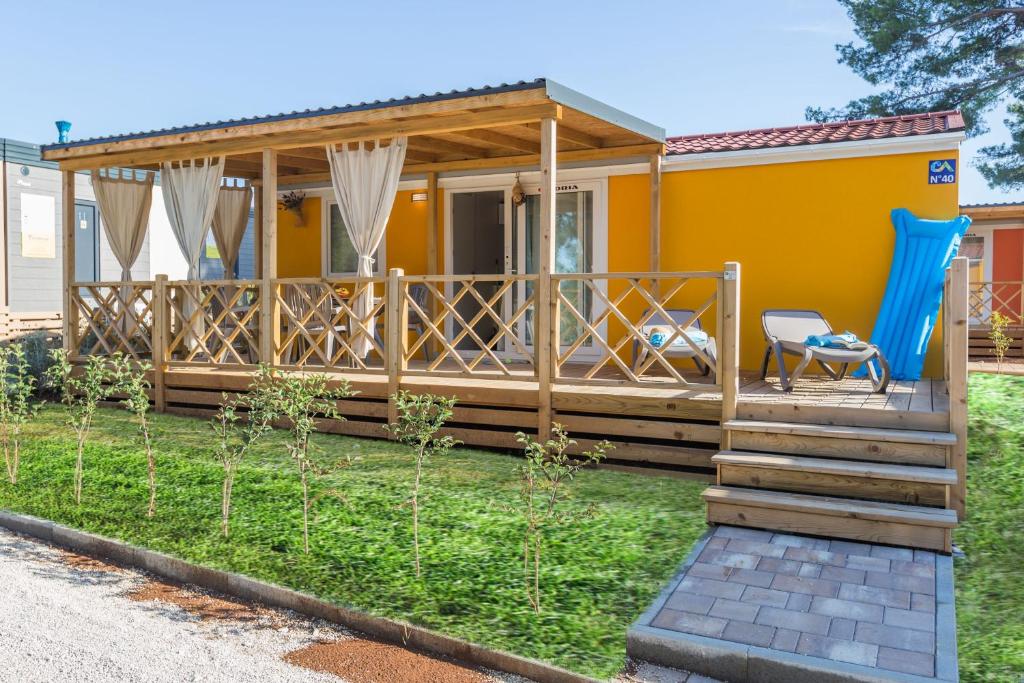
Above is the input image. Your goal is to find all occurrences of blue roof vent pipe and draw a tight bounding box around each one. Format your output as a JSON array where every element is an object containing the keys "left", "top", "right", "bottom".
[{"left": 55, "top": 120, "right": 72, "bottom": 144}]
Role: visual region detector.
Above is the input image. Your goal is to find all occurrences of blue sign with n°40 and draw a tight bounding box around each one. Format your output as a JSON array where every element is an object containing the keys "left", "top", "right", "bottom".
[{"left": 928, "top": 159, "right": 957, "bottom": 184}]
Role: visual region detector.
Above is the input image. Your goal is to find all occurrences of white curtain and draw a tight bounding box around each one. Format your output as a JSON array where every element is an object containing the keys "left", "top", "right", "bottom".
[
  {"left": 161, "top": 158, "right": 224, "bottom": 279},
  {"left": 211, "top": 184, "right": 252, "bottom": 277},
  {"left": 326, "top": 138, "right": 407, "bottom": 357},
  {"left": 91, "top": 170, "right": 154, "bottom": 281}
]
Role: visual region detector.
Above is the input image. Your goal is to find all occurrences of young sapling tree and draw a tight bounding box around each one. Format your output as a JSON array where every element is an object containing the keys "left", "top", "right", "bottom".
[
  {"left": 110, "top": 354, "right": 157, "bottom": 516},
  {"left": 273, "top": 372, "right": 354, "bottom": 554},
  {"left": 989, "top": 311, "right": 1013, "bottom": 373},
  {"left": 0, "top": 342, "right": 40, "bottom": 484},
  {"left": 211, "top": 364, "right": 279, "bottom": 537},
  {"left": 384, "top": 391, "right": 458, "bottom": 577},
  {"left": 510, "top": 424, "right": 610, "bottom": 613},
  {"left": 44, "top": 350, "right": 114, "bottom": 505}
]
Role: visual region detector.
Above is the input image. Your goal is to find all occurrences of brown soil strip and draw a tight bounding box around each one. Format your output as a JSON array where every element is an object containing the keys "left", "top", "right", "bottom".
[
  {"left": 60, "top": 549, "right": 122, "bottom": 573},
  {"left": 284, "top": 638, "right": 491, "bottom": 683},
  {"left": 127, "top": 579, "right": 275, "bottom": 624}
]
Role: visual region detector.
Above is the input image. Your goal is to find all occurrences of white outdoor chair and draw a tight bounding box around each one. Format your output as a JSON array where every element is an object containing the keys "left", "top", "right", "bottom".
[{"left": 630, "top": 308, "right": 717, "bottom": 380}]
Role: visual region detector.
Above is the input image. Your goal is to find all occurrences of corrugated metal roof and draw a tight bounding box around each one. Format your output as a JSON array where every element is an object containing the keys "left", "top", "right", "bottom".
[
  {"left": 0, "top": 138, "right": 57, "bottom": 169},
  {"left": 960, "top": 201, "right": 1024, "bottom": 209}
]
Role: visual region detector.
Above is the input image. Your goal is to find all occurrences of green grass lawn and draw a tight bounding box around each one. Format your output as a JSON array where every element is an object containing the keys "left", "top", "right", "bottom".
[
  {"left": 0, "top": 405, "right": 707, "bottom": 680},
  {"left": 956, "top": 373, "right": 1024, "bottom": 683}
]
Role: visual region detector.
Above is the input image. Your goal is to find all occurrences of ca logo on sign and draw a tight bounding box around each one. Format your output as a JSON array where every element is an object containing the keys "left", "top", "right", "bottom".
[{"left": 928, "top": 159, "right": 957, "bottom": 184}]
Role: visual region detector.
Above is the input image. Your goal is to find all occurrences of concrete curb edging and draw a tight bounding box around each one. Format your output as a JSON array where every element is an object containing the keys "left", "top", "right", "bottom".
[
  {"left": 0, "top": 510, "right": 602, "bottom": 683},
  {"left": 625, "top": 525, "right": 960, "bottom": 683}
]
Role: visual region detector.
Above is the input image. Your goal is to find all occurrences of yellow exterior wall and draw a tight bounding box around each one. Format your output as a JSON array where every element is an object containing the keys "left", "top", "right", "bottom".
[
  {"left": 277, "top": 196, "right": 322, "bottom": 277},
  {"left": 658, "top": 149, "right": 960, "bottom": 375}
]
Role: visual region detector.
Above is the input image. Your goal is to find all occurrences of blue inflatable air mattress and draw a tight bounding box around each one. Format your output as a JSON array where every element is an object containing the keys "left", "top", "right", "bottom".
[{"left": 855, "top": 208, "right": 971, "bottom": 381}]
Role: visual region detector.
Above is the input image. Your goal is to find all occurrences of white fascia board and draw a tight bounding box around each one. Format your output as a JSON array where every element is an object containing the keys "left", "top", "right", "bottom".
[{"left": 662, "top": 132, "right": 966, "bottom": 172}]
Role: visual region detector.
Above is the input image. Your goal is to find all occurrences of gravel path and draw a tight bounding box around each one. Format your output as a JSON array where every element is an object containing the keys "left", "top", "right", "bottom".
[{"left": 0, "top": 527, "right": 521, "bottom": 683}]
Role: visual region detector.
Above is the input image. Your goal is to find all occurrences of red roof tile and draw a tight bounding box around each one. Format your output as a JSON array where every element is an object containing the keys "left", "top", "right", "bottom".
[{"left": 665, "top": 111, "right": 964, "bottom": 156}]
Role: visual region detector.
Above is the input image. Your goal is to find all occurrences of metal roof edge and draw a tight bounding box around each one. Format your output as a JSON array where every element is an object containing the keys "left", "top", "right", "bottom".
[{"left": 543, "top": 79, "right": 665, "bottom": 142}]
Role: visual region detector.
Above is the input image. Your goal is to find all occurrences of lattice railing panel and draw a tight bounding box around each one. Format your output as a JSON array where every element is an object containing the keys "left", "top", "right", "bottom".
[
  {"left": 165, "top": 280, "right": 261, "bottom": 365},
  {"left": 553, "top": 273, "right": 723, "bottom": 386},
  {"left": 70, "top": 282, "right": 154, "bottom": 360},
  {"left": 275, "top": 278, "right": 386, "bottom": 371},
  {"left": 401, "top": 275, "right": 537, "bottom": 378},
  {"left": 969, "top": 281, "right": 1024, "bottom": 326}
]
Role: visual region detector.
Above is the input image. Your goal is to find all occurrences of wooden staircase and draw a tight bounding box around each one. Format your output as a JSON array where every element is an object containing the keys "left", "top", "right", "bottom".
[{"left": 704, "top": 419, "right": 960, "bottom": 552}]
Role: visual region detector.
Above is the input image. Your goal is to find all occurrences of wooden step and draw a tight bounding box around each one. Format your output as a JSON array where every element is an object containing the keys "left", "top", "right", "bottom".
[
  {"left": 713, "top": 451, "right": 956, "bottom": 506},
  {"left": 724, "top": 420, "right": 954, "bottom": 466},
  {"left": 703, "top": 486, "right": 957, "bottom": 552}
]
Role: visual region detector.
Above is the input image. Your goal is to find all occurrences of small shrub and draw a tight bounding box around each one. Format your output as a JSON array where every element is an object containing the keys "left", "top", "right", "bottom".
[
  {"left": 272, "top": 372, "right": 354, "bottom": 554},
  {"left": 44, "top": 350, "right": 114, "bottom": 505},
  {"left": 110, "top": 355, "right": 157, "bottom": 517},
  {"left": 989, "top": 311, "right": 1014, "bottom": 373},
  {"left": 211, "top": 364, "right": 279, "bottom": 538},
  {"left": 385, "top": 391, "right": 458, "bottom": 577},
  {"left": 0, "top": 342, "right": 40, "bottom": 484},
  {"left": 510, "top": 424, "right": 610, "bottom": 613}
]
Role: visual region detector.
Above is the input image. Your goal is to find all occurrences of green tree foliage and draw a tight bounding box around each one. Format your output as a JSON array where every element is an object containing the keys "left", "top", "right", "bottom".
[
  {"left": 989, "top": 311, "right": 1015, "bottom": 371},
  {"left": 385, "top": 391, "right": 458, "bottom": 577},
  {"left": 109, "top": 355, "right": 158, "bottom": 517},
  {"left": 510, "top": 425, "right": 610, "bottom": 613},
  {"left": 0, "top": 342, "right": 40, "bottom": 484},
  {"left": 270, "top": 372, "right": 354, "bottom": 554},
  {"left": 807, "top": 2, "right": 1024, "bottom": 189},
  {"left": 44, "top": 350, "right": 114, "bottom": 505},
  {"left": 210, "top": 364, "right": 279, "bottom": 538}
]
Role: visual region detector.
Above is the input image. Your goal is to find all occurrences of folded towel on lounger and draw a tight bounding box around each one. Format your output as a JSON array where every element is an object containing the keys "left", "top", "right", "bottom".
[
  {"left": 643, "top": 325, "right": 709, "bottom": 349},
  {"left": 804, "top": 331, "right": 869, "bottom": 351}
]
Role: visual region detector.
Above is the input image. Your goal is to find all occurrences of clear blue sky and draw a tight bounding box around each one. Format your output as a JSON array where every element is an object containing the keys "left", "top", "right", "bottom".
[{"left": 1, "top": 0, "right": 1015, "bottom": 204}]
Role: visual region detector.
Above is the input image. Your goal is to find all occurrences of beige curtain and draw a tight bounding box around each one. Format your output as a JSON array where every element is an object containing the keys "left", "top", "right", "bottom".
[
  {"left": 161, "top": 158, "right": 224, "bottom": 279},
  {"left": 212, "top": 184, "right": 252, "bottom": 277},
  {"left": 91, "top": 170, "right": 154, "bottom": 281}
]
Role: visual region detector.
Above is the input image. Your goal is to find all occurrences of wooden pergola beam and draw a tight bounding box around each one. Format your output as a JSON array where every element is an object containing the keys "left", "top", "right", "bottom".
[
  {"left": 408, "top": 135, "right": 490, "bottom": 158},
  {"left": 53, "top": 104, "right": 562, "bottom": 171},
  {"left": 448, "top": 128, "right": 540, "bottom": 154},
  {"left": 522, "top": 121, "right": 603, "bottom": 148}
]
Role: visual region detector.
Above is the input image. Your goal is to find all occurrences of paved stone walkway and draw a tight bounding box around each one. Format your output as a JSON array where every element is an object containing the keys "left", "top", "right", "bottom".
[{"left": 628, "top": 525, "right": 958, "bottom": 682}]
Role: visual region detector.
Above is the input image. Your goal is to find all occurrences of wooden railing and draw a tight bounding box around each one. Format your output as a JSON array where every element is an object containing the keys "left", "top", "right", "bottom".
[
  {"left": 69, "top": 281, "right": 155, "bottom": 361},
  {"left": 943, "top": 257, "right": 969, "bottom": 518},
  {"left": 163, "top": 279, "right": 262, "bottom": 366},
  {"left": 968, "top": 280, "right": 1024, "bottom": 326}
]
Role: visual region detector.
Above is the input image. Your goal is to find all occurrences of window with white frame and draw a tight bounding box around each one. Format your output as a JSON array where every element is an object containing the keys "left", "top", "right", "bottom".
[{"left": 324, "top": 200, "right": 384, "bottom": 276}]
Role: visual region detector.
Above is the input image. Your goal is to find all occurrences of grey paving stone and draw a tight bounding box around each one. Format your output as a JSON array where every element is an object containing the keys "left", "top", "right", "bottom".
[
  {"left": 677, "top": 576, "right": 745, "bottom": 601},
  {"left": 845, "top": 554, "right": 891, "bottom": 573},
  {"left": 838, "top": 582, "right": 911, "bottom": 609},
  {"left": 756, "top": 557, "right": 802, "bottom": 575},
  {"left": 877, "top": 647, "right": 935, "bottom": 677},
  {"left": 798, "top": 563, "right": 822, "bottom": 578},
  {"left": 828, "top": 540, "right": 874, "bottom": 556},
  {"left": 687, "top": 562, "right": 734, "bottom": 581},
  {"left": 698, "top": 549, "right": 760, "bottom": 570},
  {"left": 828, "top": 617, "right": 856, "bottom": 640},
  {"left": 705, "top": 535, "right": 729, "bottom": 550},
  {"left": 686, "top": 675, "right": 723, "bottom": 683},
  {"left": 722, "top": 620, "right": 776, "bottom": 648},
  {"left": 665, "top": 590, "right": 715, "bottom": 615},
  {"left": 797, "top": 633, "right": 879, "bottom": 667},
  {"left": 891, "top": 559, "right": 936, "bottom": 579},
  {"left": 708, "top": 597, "right": 759, "bottom": 622},
  {"left": 725, "top": 568, "right": 774, "bottom": 588},
  {"left": 740, "top": 585, "right": 791, "bottom": 608},
  {"left": 785, "top": 592, "right": 811, "bottom": 612},
  {"left": 770, "top": 627, "right": 800, "bottom": 652},
  {"left": 884, "top": 606, "right": 936, "bottom": 632},
  {"left": 771, "top": 533, "right": 830, "bottom": 550},
  {"left": 651, "top": 608, "right": 728, "bottom": 638},
  {"left": 913, "top": 549, "right": 937, "bottom": 567},
  {"left": 911, "top": 592, "right": 937, "bottom": 613},
  {"left": 770, "top": 574, "right": 840, "bottom": 598},
  {"left": 866, "top": 570, "right": 936, "bottom": 596},
  {"left": 782, "top": 546, "right": 847, "bottom": 567},
  {"left": 855, "top": 622, "right": 935, "bottom": 654},
  {"left": 715, "top": 526, "right": 774, "bottom": 542},
  {"left": 725, "top": 538, "right": 788, "bottom": 559},
  {"left": 755, "top": 606, "right": 831, "bottom": 636},
  {"left": 870, "top": 545, "right": 915, "bottom": 561},
  {"left": 809, "top": 596, "right": 884, "bottom": 623},
  {"left": 819, "top": 565, "right": 866, "bottom": 585}
]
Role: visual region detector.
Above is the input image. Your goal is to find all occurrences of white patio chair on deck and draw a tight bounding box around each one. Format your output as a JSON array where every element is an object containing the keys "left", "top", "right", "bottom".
[{"left": 630, "top": 309, "right": 717, "bottom": 380}]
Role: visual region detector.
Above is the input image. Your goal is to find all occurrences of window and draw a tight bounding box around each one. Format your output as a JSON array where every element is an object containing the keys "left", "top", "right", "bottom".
[{"left": 325, "top": 201, "right": 384, "bottom": 276}]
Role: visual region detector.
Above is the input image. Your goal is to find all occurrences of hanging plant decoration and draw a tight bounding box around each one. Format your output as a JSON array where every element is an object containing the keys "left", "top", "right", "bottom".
[
  {"left": 279, "top": 191, "right": 307, "bottom": 227},
  {"left": 511, "top": 173, "right": 526, "bottom": 207}
]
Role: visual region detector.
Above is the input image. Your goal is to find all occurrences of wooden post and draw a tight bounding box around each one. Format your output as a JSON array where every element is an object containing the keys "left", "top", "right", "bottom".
[
  {"left": 61, "top": 169, "right": 76, "bottom": 353},
  {"left": 947, "top": 256, "right": 969, "bottom": 519},
  {"left": 152, "top": 274, "right": 168, "bottom": 412},
  {"left": 253, "top": 185, "right": 264, "bottom": 279},
  {"left": 720, "top": 262, "right": 741, "bottom": 450},
  {"left": 386, "top": 267, "right": 406, "bottom": 428},
  {"left": 426, "top": 172, "right": 438, "bottom": 276},
  {"left": 536, "top": 117, "right": 557, "bottom": 437},
  {"left": 259, "top": 150, "right": 278, "bottom": 365},
  {"left": 649, "top": 154, "right": 661, "bottom": 274}
]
